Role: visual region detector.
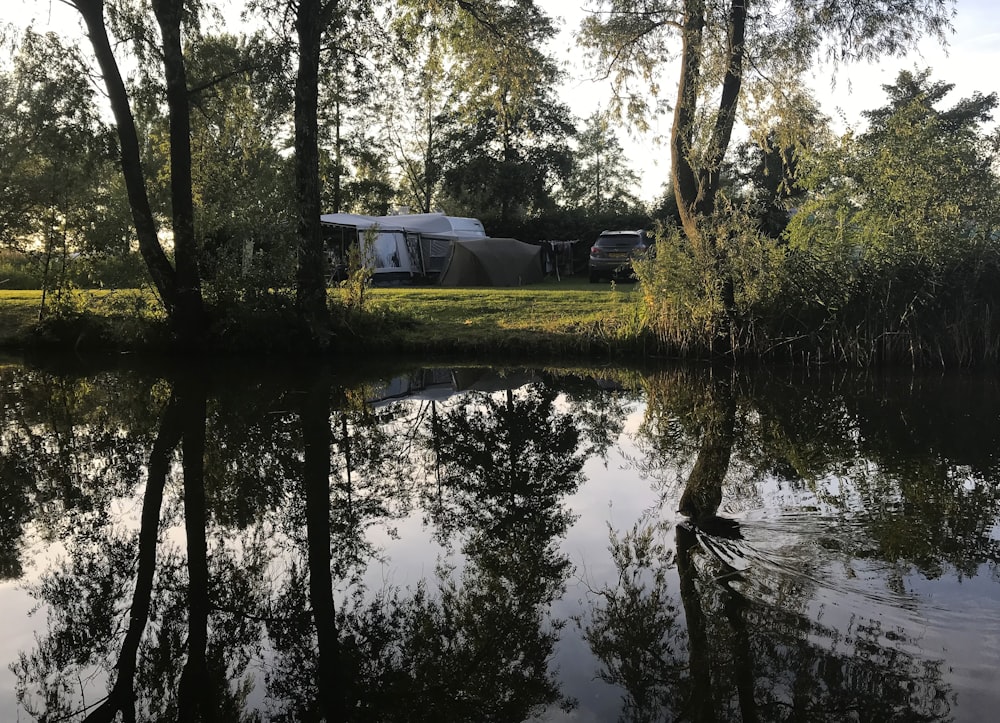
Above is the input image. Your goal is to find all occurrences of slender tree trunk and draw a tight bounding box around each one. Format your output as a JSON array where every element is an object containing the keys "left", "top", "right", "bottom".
[
  {"left": 152, "top": 0, "right": 206, "bottom": 349},
  {"left": 295, "top": 0, "right": 331, "bottom": 345},
  {"left": 333, "top": 96, "right": 343, "bottom": 214},
  {"left": 423, "top": 102, "right": 435, "bottom": 213},
  {"left": 671, "top": 0, "right": 706, "bottom": 241},
  {"left": 38, "top": 213, "right": 55, "bottom": 320},
  {"left": 71, "top": 0, "right": 178, "bottom": 312}
]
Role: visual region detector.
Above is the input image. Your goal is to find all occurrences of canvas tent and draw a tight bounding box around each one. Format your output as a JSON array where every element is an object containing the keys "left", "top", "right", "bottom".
[
  {"left": 319, "top": 212, "right": 543, "bottom": 286},
  {"left": 437, "top": 238, "right": 543, "bottom": 287}
]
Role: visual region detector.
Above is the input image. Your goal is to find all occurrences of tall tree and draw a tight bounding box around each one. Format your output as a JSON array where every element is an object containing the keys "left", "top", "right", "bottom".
[
  {"left": 185, "top": 33, "right": 296, "bottom": 296},
  {"left": 152, "top": 0, "right": 206, "bottom": 342},
  {"left": 561, "top": 110, "right": 642, "bottom": 215},
  {"left": 65, "top": 0, "right": 206, "bottom": 345},
  {"left": 578, "top": 1, "right": 954, "bottom": 244},
  {"left": 407, "top": 0, "right": 575, "bottom": 229},
  {"left": 783, "top": 69, "right": 1000, "bottom": 365},
  {"left": 0, "top": 30, "right": 117, "bottom": 314},
  {"left": 292, "top": 0, "right": 331, "bottom": 343},
  {"left": 316, "top": 0, "right": 388, "bottom": 215},
  {"left": 382, "top": 26, "right": 448, "bottom": 214}
]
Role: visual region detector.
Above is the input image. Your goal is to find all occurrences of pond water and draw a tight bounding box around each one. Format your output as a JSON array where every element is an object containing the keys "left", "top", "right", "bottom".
[{"left": 1, "top": 357, "right": 998, "bottom": 721}]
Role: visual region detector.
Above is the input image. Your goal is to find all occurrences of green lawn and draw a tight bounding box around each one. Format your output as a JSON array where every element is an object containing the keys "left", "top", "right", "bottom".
[
  {"left": 0, "top": 290, "right": 42, "bottom": 346},
  {"left": 1, "top": 279, "right": 647, "bottom": 356},
  {"left": 356, "top": 277, "right": 645, "bottom": 354}
]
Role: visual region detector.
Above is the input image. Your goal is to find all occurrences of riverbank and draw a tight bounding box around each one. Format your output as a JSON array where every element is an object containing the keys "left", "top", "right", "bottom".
[{"left": 0, "top": 280, "right": 654, "bottom": 360}]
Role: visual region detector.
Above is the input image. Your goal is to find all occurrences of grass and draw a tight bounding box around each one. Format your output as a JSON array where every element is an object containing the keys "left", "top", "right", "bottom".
[
  {"left": 0, "top": 290, "right": 43, "bottom": 347},
  {"left": 353, "top": 277, "right": 647, "bottom": 356},
  {"left": 0, "top": 278, "right": 651, "bottom": 358}
]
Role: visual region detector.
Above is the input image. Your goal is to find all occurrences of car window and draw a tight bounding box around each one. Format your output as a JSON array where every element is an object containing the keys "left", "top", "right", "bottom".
[{"left": 596, "top": 234, "right": 641, "bottom": 247}]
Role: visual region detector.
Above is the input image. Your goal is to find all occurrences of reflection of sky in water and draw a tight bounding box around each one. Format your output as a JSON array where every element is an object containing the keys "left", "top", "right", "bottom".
[
  {"left": 4, "top": 371, "right": 1000, "bottom": 721},
  {"left": 355, "top": 390, "right": 1000, "bottom": 721}
]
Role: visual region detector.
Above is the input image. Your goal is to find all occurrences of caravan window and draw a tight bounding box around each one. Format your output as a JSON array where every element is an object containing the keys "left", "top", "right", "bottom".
[{"left": 360, "top": 229, "right": 413, "bottom": 274}]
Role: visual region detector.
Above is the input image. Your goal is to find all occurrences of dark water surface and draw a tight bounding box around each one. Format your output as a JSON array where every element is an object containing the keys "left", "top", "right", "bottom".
[{"left": 1, "top": 358, "right": 998, "bottom": 721}]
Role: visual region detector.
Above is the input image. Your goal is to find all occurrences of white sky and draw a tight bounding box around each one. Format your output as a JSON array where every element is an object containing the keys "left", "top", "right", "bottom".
[
  {"left": 3, "top": 0, "right": 998, "bottom": 202},
  {"left": 540, "top": 0, "right": 1000, "bottom": 200}
]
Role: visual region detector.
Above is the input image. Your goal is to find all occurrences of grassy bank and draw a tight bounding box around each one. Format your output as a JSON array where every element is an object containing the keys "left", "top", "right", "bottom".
[
  {"left": 360, "top": 279, "right": 648, "bottom": 357},
  {"left": 1, "top": 279, "right": 652, "bottom": 359},
  {"left": 0, "top": 291, "right": 41, "bottom": 347}
]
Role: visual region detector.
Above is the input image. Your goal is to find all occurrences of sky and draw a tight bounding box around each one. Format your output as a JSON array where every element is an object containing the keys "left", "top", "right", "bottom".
[
  {"left": 2, "top": 0, "right": 999, "bottom": 202},
  {"left": 540, "top": 0, "right": 1000, "bottom": 200}
]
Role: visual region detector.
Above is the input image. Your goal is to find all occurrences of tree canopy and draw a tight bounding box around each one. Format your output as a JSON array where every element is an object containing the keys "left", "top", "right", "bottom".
[{"left": 579, "top": 0, "right": 956, "bottom": 241}]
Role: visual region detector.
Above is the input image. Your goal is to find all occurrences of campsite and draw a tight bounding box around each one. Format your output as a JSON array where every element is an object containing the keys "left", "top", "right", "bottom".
[{"left": 321, "top": 211, "right": 551, "bottom": 287}]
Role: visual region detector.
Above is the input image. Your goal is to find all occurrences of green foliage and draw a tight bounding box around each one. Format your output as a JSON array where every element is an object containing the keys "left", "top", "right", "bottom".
[
  {"left": 783, "top": 69, "right": 1000, "bottom": 366},
  {"left": 560, "top": 111, "right": 643, "bottom": 215},
  {"left": 635, "top": 203, "right": 786, "bottom": 355},
  {"left": 579, "top": 0, "right": 953, "bottom": 132},
  {"left": 401, "top": 0, "right": 575, "bottom": 226},
  {"left": 0, "top": 250, "right": 43, "bottom": 289},
  {"left": 635, "top": 69, "right": 1000, "bottom": 367},
  {"left": 31, "top": 288, "right": 172, "bottom": 352},
  {"left": 0, "top": 30, "right": 121, "bottom": 302},
  {"left": 334, "top": 240, "right": 374, "bottom": 312},
  {"left": 0, "top": 250, "right": 151, "bottom": 291}
]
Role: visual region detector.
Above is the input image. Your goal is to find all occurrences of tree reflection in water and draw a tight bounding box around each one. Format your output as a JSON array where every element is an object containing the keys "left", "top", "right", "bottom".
[
  {"left": 582, "top": 369, "right": 960, "bottom": 722},
  {"left": 7, "top": 364, "right": 591, "bottom": 720},
  {"left": 3, "top": 363, "right": 999, "bottom": 721},
  {"left": 9, "top": 367, "right": 267, "bottom": 721}
]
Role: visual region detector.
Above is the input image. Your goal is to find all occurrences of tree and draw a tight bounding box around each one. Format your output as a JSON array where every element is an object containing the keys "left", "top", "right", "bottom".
[
  {"left": 184, "top": 33, "right": 296, "bottom": 298},
  {"left": 784, "top": 69, "right": 1000, "bottom": 364},
  {"left": 561, "top": 110, "right": 642, "bottom": 215},
  {"left": 0, "top": 30, "right": 117, "bottom": 315},
  {"left": 578, "top": 0, "right": 954, "bottom": 250},
  {"left": 406, "top": 0, "right": 575, "bottom": 229},
  {"left": 790, "top": 69, "right": 1000, "bottom": 260},
  {"left": 316, "top": 0, "right": 389, "bottom": 215},
  {"left": 725, "top": 91, "right": 828, "bottom": 239},
  {"left": 65, "top": 0, "right": 206, "bottom": 345},
  {"left": 292, "top": 0, "right": 332, "bottom": 343},
  {"left": 382, "top": 24, "right": 448, "bottom": 214}
]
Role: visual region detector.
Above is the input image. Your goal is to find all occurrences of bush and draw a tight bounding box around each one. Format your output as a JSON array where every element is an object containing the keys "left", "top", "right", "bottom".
[
  {"left": 634, "top": 203, "right": 786, "bottom": 357},
  {"left": 0, "top": 251, "right": 44, "bottom": 289}
]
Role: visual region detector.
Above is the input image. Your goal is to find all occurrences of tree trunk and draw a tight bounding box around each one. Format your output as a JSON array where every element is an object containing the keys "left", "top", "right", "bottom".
[
  {"left": 152, "top": 0, "right": 206, "bottom": 349},
  {"left": 72, "top": 0, "right": 178, "bottom": 312},
  {"left": 301, "top": 370, "right": 346, "bottom": 720},
  {"left": 295, "top": 0, "right": 331, "bottom": 346},
  {"left": 671, "top": 0, "right": 747, "bottom": 241},
  {"left": 84, "top": 391, "right": 184, "bottom": 723}
]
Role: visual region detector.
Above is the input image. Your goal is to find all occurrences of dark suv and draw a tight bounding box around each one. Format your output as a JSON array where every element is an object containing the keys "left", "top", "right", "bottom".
[{"left": 588, "top": 230, "right": 650, "bottom": 282}]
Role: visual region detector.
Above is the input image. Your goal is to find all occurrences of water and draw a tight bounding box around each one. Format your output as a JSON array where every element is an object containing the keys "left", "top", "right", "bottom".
[{"left": 0, "top": 359, "right": 997, "bottom": 721}]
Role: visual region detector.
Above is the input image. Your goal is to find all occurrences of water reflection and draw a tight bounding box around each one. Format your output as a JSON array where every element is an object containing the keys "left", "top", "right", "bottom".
[{"left": 1, "top": 361, "right": 998, "bottom": 721}]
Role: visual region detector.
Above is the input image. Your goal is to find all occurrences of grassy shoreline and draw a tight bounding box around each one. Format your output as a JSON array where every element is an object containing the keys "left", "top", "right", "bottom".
[{"left": 0, "top": 279, "right": 653, "bottom": 360}]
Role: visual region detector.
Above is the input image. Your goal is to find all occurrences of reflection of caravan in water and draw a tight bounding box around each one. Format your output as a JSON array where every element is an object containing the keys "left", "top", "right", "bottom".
[
  {"left": 321, "top": 212, "right": 486, "bottom": 283},
  {"left": 367, "top": 367, "right": 538, "bottom": 408}
]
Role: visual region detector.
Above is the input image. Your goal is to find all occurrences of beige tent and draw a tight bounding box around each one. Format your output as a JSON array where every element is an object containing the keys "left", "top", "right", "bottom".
[{"left": 437, "top": 238, "right": 543, "bottom": 287}]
